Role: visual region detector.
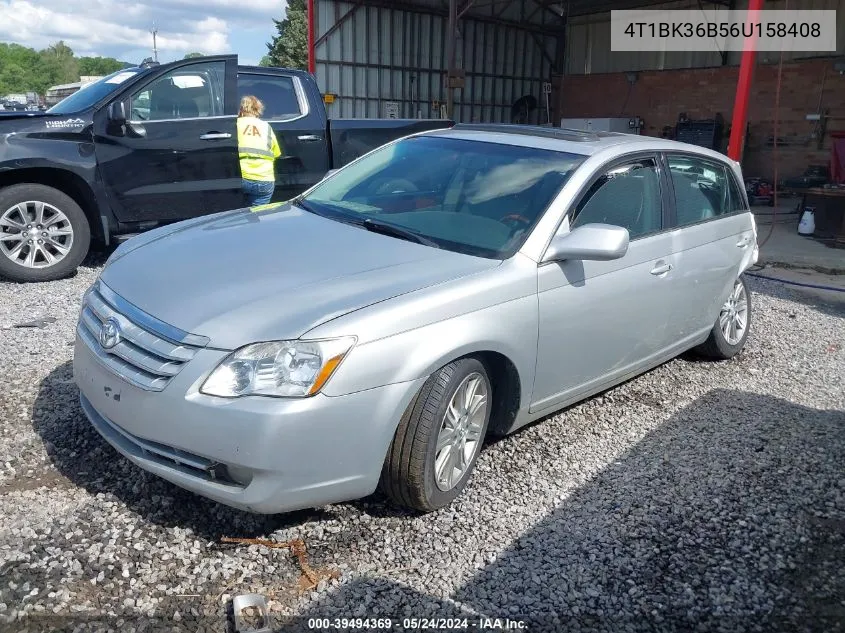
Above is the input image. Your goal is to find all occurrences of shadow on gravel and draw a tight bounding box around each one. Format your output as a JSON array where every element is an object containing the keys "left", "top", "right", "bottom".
[
  {"left": 31, "top": 361, "right": 330, "bottom": 541},
  {"left": 300, "top": 389, "right": 845, "bottom": 633},
  {"left": 30, "top": 362, "right": 845, "bottom": 632}
]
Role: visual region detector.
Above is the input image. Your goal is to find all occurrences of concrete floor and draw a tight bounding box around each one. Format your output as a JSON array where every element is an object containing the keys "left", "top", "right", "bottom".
[
  {"left": 753, "top": 206, "right": 845, "bottom": 273},
  {"left": 750, "top": 206, "right": 845, "bottom": 305}
]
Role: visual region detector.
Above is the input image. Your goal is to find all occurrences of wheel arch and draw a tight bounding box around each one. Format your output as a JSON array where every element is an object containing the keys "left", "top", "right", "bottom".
[
  {"left": 394, "top": 347, "right": 524, "bottom": 440},
  {"left": 0, "top": 167, "right": 105, "bottom": 241}
]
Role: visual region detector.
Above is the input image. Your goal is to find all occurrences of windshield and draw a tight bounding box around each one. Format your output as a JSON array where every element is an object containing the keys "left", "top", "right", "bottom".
[
  {"left": 299, "top": 135, "right": 586, "bottom": 259},
  {"left": 47, "top": 68, "right": 145, "bottom": 114}
]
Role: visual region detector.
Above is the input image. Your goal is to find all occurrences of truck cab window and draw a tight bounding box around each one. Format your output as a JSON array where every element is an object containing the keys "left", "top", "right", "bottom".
[
  {"left": 131, "top": 61, "right": 225, "bottom": 121},
  {"left": 237, "top": 74, "right": 303, "bottom": 121}
]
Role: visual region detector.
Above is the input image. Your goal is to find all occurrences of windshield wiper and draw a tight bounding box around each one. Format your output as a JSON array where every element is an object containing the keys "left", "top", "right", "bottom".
[
  {"left": 361, "top": 218, "right": 440, "bottom": 248},
  {"left": 295, "top": 200, "right": 439, "bottom": 248},
  {"left": 295, "top": 198, "right": 361, "bottom": 225}
]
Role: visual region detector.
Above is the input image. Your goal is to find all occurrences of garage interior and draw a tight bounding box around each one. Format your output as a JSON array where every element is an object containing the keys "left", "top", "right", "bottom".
[{"left": 307, "top": 0, "right": 845, "bottom": 251}]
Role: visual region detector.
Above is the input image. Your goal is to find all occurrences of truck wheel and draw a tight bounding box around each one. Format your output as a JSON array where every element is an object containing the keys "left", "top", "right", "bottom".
[
  {"left": 380, "top": 358, "right": 492, "bottom": 512},
  {"left": 0, "top": 184, "right": 91, "bottom": 283}
]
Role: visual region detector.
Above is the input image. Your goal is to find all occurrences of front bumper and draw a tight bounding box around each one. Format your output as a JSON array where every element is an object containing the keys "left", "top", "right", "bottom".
[{"left": 73, "top": 335, "right": 424, "bottom": 514}]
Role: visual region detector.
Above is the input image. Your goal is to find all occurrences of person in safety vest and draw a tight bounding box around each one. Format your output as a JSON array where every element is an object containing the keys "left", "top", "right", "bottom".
[{"left": 237, "top": 95, "right": 282, "bottom": 206}]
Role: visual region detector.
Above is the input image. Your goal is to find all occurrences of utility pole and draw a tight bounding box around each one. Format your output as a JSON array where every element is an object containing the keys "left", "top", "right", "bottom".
[
  {"left": 445, "top": 0, "right": 457, "bottom": 119},
  {"left": 151, "top": 24, "right": 159, "bottom": 62}
]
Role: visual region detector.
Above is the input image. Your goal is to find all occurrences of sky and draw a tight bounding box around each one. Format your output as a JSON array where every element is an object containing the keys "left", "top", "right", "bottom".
[{"left": 0, "top": 0, "right": 286, "bottom": 66}]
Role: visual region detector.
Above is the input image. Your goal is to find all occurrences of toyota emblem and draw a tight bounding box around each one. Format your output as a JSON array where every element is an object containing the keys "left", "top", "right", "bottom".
[{"left": 99, "top": 317, "right": 121, "bottom": 349}]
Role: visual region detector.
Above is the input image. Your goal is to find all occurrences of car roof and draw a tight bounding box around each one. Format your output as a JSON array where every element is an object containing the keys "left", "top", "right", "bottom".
[{"left": 421, "top": 123, "right": 737, "bottom": 166}]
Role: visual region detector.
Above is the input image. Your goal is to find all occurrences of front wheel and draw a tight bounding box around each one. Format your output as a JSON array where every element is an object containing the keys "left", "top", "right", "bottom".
[
  {"left": 0, "top": 184, "right": 91, "bottom": 283},
  {"left": 380, "top": 358, "right": 492, "bottom": 512},
  {"left": 694, "top": 275, "right": 751, "bottom": 360}
]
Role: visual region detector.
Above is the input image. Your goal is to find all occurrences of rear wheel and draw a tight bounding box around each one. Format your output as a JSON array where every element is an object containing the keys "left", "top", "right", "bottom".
[
  {"left": 380, "top": 358, "right": 492, "bottom": 512},
  {"left": 694, "top": 275, "right": 751, "bottom": 360},
  {"left": 0, "top": 184, "right": 90, "bottom": 283}
]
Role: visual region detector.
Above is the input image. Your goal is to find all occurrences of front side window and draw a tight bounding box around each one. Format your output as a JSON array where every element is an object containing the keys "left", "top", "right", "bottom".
[
  {"left": 130, "top": 61, "right": 225, "bottom": 121},
  {"left": 298, "top": 136, "right": 586, "bottom": 258},
  {"left": 571, "top": 159, "right": 663, "bottom": 240},
  {"left": 667, "top": 155, "right": 743, "bottom": 228}
]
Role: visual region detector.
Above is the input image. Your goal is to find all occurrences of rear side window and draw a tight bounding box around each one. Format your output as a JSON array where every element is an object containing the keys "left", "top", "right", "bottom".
[
  {"left": 667, "top": 155, "right": 743, "bottom": 228},
  {"left": 237, "top": 74, "right": 303, "bottom": 121}
]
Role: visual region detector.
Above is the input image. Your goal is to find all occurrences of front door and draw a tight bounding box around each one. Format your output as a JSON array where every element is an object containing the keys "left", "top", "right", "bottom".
[
  {"left": 94, "top": 56, "right": 243, "bottom": 224},
  {"left": 237, "top": 71, "right": 329, "bottom": 201},
  {"left": 531, "top": 156, "right": 678, "bottom": 414}
]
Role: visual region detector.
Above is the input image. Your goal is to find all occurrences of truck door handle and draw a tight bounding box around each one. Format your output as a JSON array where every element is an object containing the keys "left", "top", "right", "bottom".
[
  {"left": 297, "top": 135, "right": 322, "bottom": 142},
  {"left": 200, "top": 132, "right": 232, "bottom": 140},
  {"left": 736, "top": 236, "right": 752, "bottom": 248},
  {"left": 650, "top": 262, "right": 672, "bottom": 276}
]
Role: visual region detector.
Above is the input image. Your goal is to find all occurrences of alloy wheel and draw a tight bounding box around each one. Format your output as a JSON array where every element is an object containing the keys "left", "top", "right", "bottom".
[
  {"left": 719, "top": 279, "right": 748, "bottom": 346},
  {"left": 0, "top": 201, "right": 74, "bottom": 269},
  {"left": 434, "top": 371, "right": 488, "bottom": 492}
]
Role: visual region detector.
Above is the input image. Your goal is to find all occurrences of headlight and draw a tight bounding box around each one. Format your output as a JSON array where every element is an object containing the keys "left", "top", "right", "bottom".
[{"left": 200, "top": 337, "right": 356, "bottom": 398}]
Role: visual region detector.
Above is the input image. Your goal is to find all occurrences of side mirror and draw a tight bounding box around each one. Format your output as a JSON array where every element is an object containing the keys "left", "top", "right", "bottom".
[
  {"left": 542, "top": 223, "right": 630, "bottom": 263},
  {"left": 107, "top": 101, "right": 126, "bottom": 126}
]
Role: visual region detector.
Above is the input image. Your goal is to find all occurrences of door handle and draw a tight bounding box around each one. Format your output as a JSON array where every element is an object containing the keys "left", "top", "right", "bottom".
[
  {"left": 200, "top": 132, "right": 232, "bottom": 140},
  {"left": 297, "top": 134, "right": 323, "bottom": 142},
  {"left": 650, "top": 262, "right": 672, "bottom": 276},
  {"left": 736, "top": 235, "right": 752, "bottom": 248}
]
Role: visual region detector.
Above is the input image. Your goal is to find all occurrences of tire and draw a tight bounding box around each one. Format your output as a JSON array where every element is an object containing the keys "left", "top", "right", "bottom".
[
  {"left": 0, "top": 184, "right": 91, "bottom": 283},
  {"left": 694, "top": 275, "right": 751, "bottom": 360},
  {"left": 380, "top": 358, "right": 492, "bottom": 512}
]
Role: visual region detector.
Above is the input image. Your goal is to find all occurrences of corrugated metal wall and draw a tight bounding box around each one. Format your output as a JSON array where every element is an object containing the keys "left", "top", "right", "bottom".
[
  {"left": 314, "top": 0, "right": 561, "bottom": 123},
  {"left": 566, "top": 0, "right": 845, "bottom": 75}
]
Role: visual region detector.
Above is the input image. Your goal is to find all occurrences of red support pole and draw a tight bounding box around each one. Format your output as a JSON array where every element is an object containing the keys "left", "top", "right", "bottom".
[
  {"left": 307, "top": 0, "right": 316, "bottom": 75},
  {"left": 727, "top": 0, "right": 764, "bottom": 161}
]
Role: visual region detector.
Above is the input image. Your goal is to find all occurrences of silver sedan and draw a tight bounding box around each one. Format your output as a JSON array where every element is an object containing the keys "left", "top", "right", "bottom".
[{"left": 72, "top": 125, "right": 758, "bottom": 514}]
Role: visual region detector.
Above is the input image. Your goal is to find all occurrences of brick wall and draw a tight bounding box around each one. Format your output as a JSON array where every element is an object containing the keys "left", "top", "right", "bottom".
[{"left": 556, "top": 58, "right": 845, "bottom": 181}]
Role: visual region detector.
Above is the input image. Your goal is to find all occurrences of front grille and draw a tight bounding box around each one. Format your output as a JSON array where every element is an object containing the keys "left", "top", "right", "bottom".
[{"left": 77, "top": 280, "right": 209, "bottom": 391}]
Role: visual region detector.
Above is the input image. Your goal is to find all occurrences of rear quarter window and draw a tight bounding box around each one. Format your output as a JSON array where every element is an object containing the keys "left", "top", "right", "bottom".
[{"left": 667, "top": 154, "right": 746, "bottom": 228}]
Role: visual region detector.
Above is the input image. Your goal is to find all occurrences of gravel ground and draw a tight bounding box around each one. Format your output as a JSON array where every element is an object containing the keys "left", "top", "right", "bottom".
[{"left": 0, "top": 254, "right": 843, "bottom": 633}]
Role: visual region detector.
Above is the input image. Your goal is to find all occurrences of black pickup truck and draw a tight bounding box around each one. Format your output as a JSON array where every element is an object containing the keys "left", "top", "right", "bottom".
[{"left": 0, "top": 55, "right": 452, "bottom": 282}]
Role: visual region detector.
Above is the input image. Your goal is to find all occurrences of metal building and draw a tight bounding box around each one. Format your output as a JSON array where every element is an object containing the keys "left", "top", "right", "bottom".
[
  {"left": 308, "top": 0, "right": 845, "bottom": 129},
  {"left": 310, "top": 0, "right": 574, "bottom": 124}
]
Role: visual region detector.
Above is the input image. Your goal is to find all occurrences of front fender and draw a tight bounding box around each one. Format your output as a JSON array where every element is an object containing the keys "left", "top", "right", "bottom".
[
  {"left": 306, "top": 254, "right": 539, "bottom": 414},
  {"left": 318, "top": 295, "right": 538, "bottom": 416}
]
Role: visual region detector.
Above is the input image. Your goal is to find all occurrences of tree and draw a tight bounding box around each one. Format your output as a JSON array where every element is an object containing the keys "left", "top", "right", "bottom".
[
  {"left": 39, "top": 41, "right": 79, "bottom": 89},
  {"left": 265, "top": 0, "right": 308, "bottom": 70},
  {"left": 258, "top": 54, "right": 273, "bottom": 67},
  {"left": 78, "top": 56, "right": 124, "bottom": 76},
  {"left": 0, "top": 43, "right": 43, "bottom": 93},
  {"left": 183, "top": 52, "right": 204, "bottom": 59},
  {"left": 0, "top": 42, "right": 128, "bottom": 96}
]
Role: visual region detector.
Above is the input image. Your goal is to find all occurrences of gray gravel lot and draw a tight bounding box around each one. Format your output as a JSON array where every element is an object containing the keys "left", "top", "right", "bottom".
[{"left": 0, "top": 254, "right": 843, "bottom": 633}]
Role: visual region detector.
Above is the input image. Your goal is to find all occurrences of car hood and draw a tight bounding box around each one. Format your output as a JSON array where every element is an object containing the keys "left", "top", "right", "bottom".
[{"left": 99, "top": 204, "right": 500, "bottom": 349}]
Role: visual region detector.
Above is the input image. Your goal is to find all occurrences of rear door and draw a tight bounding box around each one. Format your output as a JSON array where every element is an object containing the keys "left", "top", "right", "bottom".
[
  {"left": 531, "top": 154, "right": 679, "bottom": 414},
  {"left": 660, "top": 152, "right": 755, "bottom": 343},
  {"left": 94, "top": 56, "right": 243, "bottom": 223},
  {"left": 237, "top": 70, "right": 329, "bottom": 201}
]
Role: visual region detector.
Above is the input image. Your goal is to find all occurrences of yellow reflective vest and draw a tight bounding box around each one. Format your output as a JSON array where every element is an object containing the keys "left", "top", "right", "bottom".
[{"left": 237, "top": 116, "right": 282, "bottom": 182}]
